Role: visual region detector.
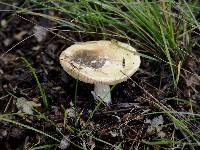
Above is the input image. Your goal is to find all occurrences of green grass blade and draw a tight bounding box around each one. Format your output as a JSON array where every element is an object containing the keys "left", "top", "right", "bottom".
[
  {"left": 30, "top": 144, "right": 56, "bottom": 150},
  {"left": 21, "top": 57, "right": 48, "bottom": 109},
  {"left": 0, "top": 116, "right": 60, "bottom": 142}
]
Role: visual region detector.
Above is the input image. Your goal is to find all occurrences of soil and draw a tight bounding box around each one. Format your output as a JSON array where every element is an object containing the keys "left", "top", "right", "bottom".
[{"left": 0, "top": 2, "right": 200, "bottom": 150}]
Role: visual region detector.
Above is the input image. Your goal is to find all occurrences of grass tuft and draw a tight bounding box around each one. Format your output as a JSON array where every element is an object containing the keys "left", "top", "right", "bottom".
[{"left": 15, "top": 0, "right": 199, "bottom": 87}]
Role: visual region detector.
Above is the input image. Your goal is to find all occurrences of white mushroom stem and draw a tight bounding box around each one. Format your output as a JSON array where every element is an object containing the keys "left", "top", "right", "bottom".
[{"left": 92, "top": 84, "right": 111, "bottom": 104}]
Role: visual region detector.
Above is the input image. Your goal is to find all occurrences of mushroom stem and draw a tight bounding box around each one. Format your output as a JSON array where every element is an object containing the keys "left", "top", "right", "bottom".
[{"left": 93, "top": 84, "right": 111, "bottom": 104}]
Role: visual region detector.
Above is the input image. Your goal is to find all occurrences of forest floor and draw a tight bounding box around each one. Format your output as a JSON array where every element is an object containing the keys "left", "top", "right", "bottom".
[{"left": 0, "top": 1, "right": 200, "bottom": 150}]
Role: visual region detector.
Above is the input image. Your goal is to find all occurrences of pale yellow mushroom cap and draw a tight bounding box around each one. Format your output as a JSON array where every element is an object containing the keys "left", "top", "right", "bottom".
[{"left": 59, "top": 40, "right": 141, "bottom": 85}]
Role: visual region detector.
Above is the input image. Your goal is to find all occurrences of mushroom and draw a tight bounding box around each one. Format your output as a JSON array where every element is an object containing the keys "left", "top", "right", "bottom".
[{"left": 59, "top": 40, "right": 140, "bottom": 104}]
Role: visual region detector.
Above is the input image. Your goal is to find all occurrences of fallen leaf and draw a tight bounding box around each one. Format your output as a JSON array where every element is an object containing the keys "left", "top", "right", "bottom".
[
  {"left": 16, "top": 97, "right": 41, "bottom": 115},
  {"left": 33, "top": 26, "right": 48, "bottom": 42}
]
